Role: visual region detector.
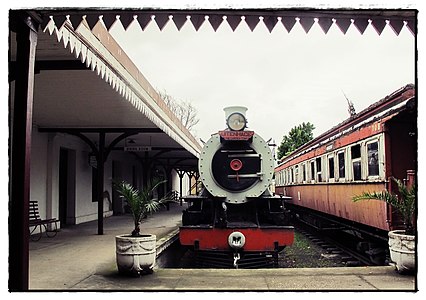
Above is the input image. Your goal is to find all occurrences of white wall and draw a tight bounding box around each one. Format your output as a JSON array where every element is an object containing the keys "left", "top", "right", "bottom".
[
  {"left": 29, "top": 128, "right": 190, "bottom": 229},
  {"left": 170, "top": 169, "right": 191, "bottom": 197},
  {"left": 30, "top": 129, "right": 146, "bottom": 226},
  {"left": 29, "top": 129, "right": 48, "bottom": 220}
]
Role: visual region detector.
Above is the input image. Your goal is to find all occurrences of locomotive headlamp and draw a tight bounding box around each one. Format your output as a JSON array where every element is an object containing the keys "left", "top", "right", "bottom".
[
  {"left": 228, "top": 231, "right": 246, "bottom": 249},
  {"left": 227, "top": 112, "right": 247, "bottom": 131}
]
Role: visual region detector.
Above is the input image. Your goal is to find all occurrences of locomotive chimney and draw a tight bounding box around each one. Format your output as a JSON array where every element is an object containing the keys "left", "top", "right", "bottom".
[{"left": 224, "top": 106, "right": 248, "bottom": 120}]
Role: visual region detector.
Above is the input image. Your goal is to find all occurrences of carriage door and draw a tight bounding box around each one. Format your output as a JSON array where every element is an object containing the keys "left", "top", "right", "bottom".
[{"left": 59, "top": 148, "right": 76, "bottom": 226}]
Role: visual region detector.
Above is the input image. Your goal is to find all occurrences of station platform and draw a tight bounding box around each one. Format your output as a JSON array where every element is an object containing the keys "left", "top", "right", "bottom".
[{"left": 29, "top": 202, "right": 416, "bottom": 291}]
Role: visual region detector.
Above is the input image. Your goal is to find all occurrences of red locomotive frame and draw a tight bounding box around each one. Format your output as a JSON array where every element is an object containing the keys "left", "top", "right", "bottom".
[{"left": 180, "top": 227, "right": 294, "bottom": 251}]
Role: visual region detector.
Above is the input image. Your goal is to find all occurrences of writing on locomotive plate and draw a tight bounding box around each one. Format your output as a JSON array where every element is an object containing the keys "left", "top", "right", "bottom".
[{"left": 219, "top": 130, "right": 254, "bottom": 141}]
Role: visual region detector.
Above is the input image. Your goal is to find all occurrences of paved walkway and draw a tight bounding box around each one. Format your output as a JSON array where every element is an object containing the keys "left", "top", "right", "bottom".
[
  {"left": 29, "top": 202, "right": 416, "bottom": 291},
  {"left": 73, "top": 266, "right": 416, "bottom": 291},
  {"left": 29, "top": 202, "right": 185, "bottom": 290}
]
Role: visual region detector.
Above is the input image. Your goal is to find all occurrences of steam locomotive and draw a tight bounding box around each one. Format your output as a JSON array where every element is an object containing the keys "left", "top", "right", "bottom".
[{"left": 179, "top": 106, "right": 294, "bottom": 268}]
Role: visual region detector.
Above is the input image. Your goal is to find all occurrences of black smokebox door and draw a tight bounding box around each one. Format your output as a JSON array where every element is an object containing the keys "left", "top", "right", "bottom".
[{"left": 211, "top": 141, "right": 260, "bottom": 192}]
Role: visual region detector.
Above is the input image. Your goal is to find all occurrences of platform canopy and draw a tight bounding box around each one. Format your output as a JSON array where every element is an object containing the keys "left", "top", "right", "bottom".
[
  {"left": 35, "top": 9, "right": 416, "bottom": 36},
  {"left": 10, "top": 10, "right": 202, "bottom": 169}
]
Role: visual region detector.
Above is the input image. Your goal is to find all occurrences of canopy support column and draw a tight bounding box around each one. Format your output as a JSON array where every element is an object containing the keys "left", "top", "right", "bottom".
[
  {"left": 176, "top": 169, "right": 186, "bottom": 205},
  {"left": 97, "top": 132, "right": 105, "bottom": 235},
  {"left": 9, "top": 12, "right": 39, "bottom": 291}
]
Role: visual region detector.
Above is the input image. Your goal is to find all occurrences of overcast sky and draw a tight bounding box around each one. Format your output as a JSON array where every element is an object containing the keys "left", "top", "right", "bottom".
[{"left": 108, "top": 12, "right": 415, "bottom": 146}]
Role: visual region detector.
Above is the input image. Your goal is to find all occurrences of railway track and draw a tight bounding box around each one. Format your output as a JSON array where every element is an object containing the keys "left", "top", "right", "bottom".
[
  {"left": 295, "top": 221, "right": 387, "bottom": 267},
  {"left": 159, "top": 218, "right": 387, "bottom": 269},
  {"left": 161, "top": 227, "right": 385, "bottom": 269}
]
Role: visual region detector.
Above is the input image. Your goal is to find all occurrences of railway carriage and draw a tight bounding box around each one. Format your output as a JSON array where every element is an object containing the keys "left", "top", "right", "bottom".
[
  {"left": 180, "top": 106, "right": 294, "bottom": 268},
  {"left": 274, "top": 84, "right": 416, "bottom": 263}
]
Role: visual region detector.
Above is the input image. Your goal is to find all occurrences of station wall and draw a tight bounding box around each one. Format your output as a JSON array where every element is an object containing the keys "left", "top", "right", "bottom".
[{"left": 29, "top": 128, "right": 188, "bottom": 228}]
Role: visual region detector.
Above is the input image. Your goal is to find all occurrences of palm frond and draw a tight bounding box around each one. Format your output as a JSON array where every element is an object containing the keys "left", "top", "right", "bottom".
[
  {"left": 144, "top": 200, "right": 161, "bottom": 215},
  {"left": 352, "top": 191, "right": 399, "bottom": 207},
  {"left": 352, "top": 177, "right": 416, "bottom": 233},
  {"left": 113, "top": 178, "right": 168, "bottom": 236}
]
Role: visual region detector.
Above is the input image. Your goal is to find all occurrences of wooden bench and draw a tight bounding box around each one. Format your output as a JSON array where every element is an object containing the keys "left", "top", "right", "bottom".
[{"left": 29, "top": 200, "right": 59, "bottom": 241}]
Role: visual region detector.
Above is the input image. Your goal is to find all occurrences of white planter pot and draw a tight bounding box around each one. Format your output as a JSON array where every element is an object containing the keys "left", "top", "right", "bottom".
[
  {"left": 116, "top": 234, "right": 156, "bottom": 275},
  {"left": 388, "top": 230, "right": 415, "bottom": 273}
]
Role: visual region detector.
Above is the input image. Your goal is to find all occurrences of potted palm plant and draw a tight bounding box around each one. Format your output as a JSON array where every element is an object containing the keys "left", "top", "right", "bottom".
[
  {"left": 352, "top": 176, "right": 416, "bottom": 273},
  {"left": 114, "top": 178, "right": 168, "bottom": 276}
]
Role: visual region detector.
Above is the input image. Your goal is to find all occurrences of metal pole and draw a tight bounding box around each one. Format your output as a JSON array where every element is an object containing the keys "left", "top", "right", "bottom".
[
  {"left": 178, "top": 171, "right": 184, "bottom": 206},
  {"left": 9, "top": 12, "right": 38, "bottom": 291},
  {"left": 97, "top": 132, "right": 105, "bottom": 235}
]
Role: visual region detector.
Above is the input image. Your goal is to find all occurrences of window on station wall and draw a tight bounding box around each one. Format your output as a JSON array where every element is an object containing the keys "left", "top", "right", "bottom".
[
  {"left": 92, "top": 167, "right": 98, "bottom": 202},
  {"left": 316, "top": 157, "right": 322, "bottom": 182},
  {"left": 302, "top": 163, "right": 306, "bottom": 182},
  {"left": 310, "top": 161, "right": 315, "bottom": 181},
  {"left": 367, "top": 141, "right": 379, "bottom": 176},
  {"left": 338, "top": 151, "right": 345, "bottom": 179},
  {"left": 328, "top": 156, "right": 335, "bottom": 179},
  {"left": 291, "top": 168, "right": 294, "bottom": 183},
  {"left": 351, "top": 144, "right": 362, "bottom": 180}
]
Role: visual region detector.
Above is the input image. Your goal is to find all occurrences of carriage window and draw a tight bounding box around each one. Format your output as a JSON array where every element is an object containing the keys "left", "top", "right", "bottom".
[
  {"left": 295, "top": 165, "right": 299, "bottom": 183},
  {"left": 338, "top": 152, "right": 345, "bottom": 178},
  {"left": 328, "top": 156, "right": 335, "bottom": 179},
  {"left": 351, "top": 144, "right": 362, "bottom": 180},
  {"left": 351, "top": 144, "right": 361, "bottom": 159},
  {"left": 302, "top": 164, "right": 306, "bottom": 182},
  {"left": 316, "top": 157, "right": 322, "bottom": 182},
  {"left": 310, "top": 161, "right": 315, "bottom": 181},
  {"left": 367, "top": 142, "right": 379, "bottom": 176}
]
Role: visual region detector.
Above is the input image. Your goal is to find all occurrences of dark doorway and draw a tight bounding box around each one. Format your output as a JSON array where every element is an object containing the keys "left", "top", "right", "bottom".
[
  {"left": 59, "top": 148, "right": 76, "bottom": 226},
  {"left": 112, "top": 160, "right": 123, "bottom": 215}
]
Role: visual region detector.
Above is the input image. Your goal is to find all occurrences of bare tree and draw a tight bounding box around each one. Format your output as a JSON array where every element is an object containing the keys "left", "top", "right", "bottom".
[{"left": 158, "top": 90, "right": 200, "bottom": 134}]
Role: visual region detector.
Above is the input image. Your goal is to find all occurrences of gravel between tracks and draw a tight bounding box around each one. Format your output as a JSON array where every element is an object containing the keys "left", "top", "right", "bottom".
[
  {"left": 279, "top": 231, "right": 343, "bottom": 268},
  {"left": 177, "top": 229, "right": 345, "bottom": 268}
]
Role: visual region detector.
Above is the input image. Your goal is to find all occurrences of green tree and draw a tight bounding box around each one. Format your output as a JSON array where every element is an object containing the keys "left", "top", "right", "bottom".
[{"left": 277, "top": 122, "right": 315, "bottom": 159}]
